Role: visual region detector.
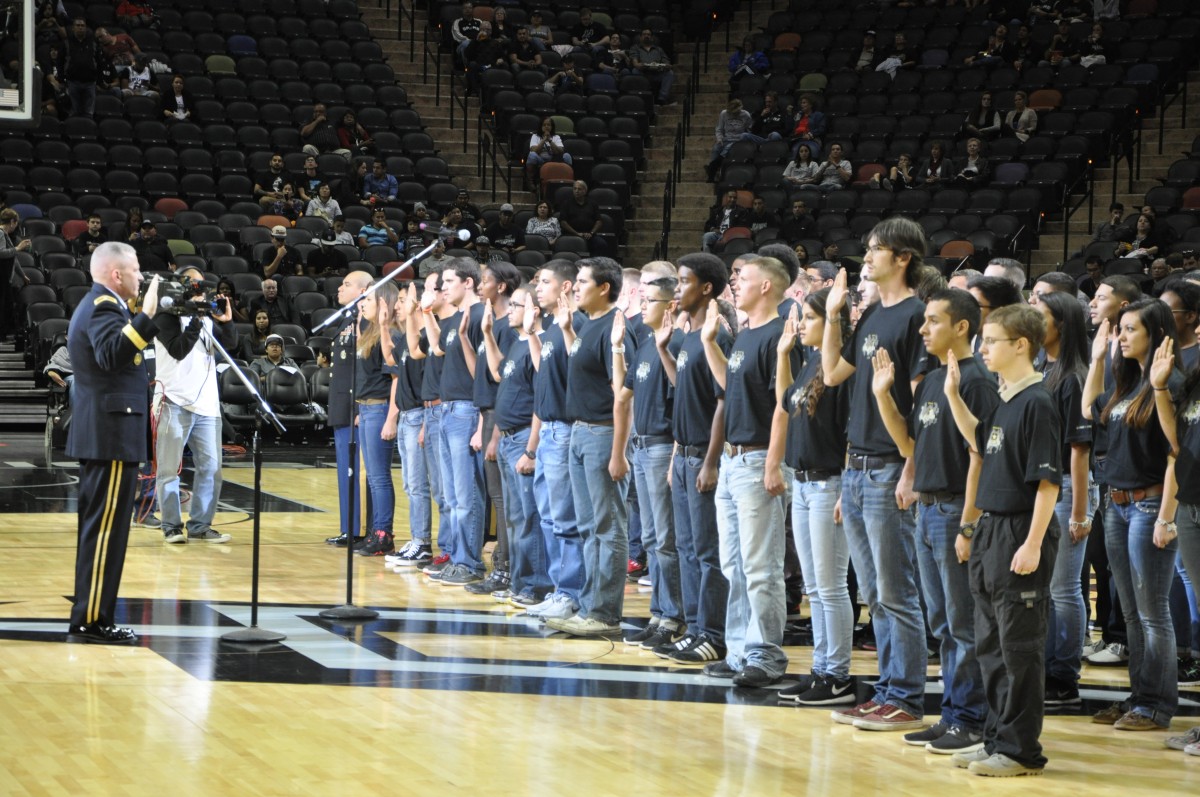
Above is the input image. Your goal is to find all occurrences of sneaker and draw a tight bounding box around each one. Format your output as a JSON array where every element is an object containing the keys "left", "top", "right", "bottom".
[
  {"left": 135, "top": 513, "right": 161, "bottom": 529},
  {"left": 1187, "top": 741, "right": 1200, "bottom": 756},
  {"left": 968, "top": 753, "right": 1043, "bottom": 777},
  {"left": 1086, "top": 642, "right": 1129, "bottom": 666},
  {"left": 1044, "top": 682, "right": 1081, "bottom": 706},
  {"left": 853, "top": 704, "right": 924, "bottom": 732},
  {"left": 393, "top": 543, "right": 435, "bottom": 568},
  {"left": 1092, "top": 702, "right": 1128, "bottom": 725},
  {"left": 732, "top": 664, "right": 780, "bottom": 688},
  {"left": 1165, "top": 726, "right": 1200, "bottom": 751},
  {"left": 795, "top": 676, "right": 856, "bottom": 706},
  {"left": 438, "top": 564, "right": 484, "bottom": 586},
  {"left": 385, "top": 540, "right": 417, "bottom": 563},
  {"left": 641, "top": 625, "right": 687, "bottom": 652},
  {"left": 832, "top": 700, "right": 880, "bottom": 726},
  {"left": 546, "top": 615, "right": 620, "bottom": 636},
  {"left": 654, "top": 632, "right": 696, "bottom": 660},
  {"left": 421, "top": 552, "right": 451, "bottom": 575},
  {"left": 163, "top": 529, "right": 187, "bottom": 544},
  {"left": 903, "top": 721, "right": 949, "bottom": 747},
  {"left": 927, "top": 725, "right": 985, "bottom": 754},
  {"left": 508, "top": 591, "right": 542, "bottom": 608},
  {"left": 636, "top": 575, "right": 653, "bottom": 587},
  {"left": 1081, "top": 638, "right": 1106, "bottom": 658},
  {"left": 534, "top": 593, "right": 577, "bottom": 620},
  {"left": 354, "top": 530, "right": 394, "bottom": 556},
  {"left": 623, "top": 622, "right": 660, "bottom": 646},
  {"left": 1114, "top": 710, "right": 1168, "bottom": 731},
  {"left": 952, "top": 748, "right": 992, "bottom": 769},
  {"left": 626, "top": 558, "right": 647, "bottom": 580},
  {"left": 668, "top": 635, "right": 726, "bottom": 665},
  {"left": 1179, "top": 658, "right": 1200, "bottom": 686},
  {"left": 464, "top": 570, "right": 509, "bottom": 595},
  {"left": 703, "top": 660, "right": 738, "bottom": 679},
  {"left": 188, "top": 529, "right": 232, "bottom": 544},
  {"left": 777, "top": 673, "right": 820, "bottom": 702}
]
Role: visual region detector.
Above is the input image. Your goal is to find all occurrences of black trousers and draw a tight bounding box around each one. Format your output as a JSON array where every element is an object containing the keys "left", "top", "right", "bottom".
[
  {"left": 480, "top": 409, "right": 507, "bottom": 568},
  {"left": 971, "top": 511, "right": 1060, "bottom": 769},
  {"left": 71, "top": 459, "right": 138, "bottom": 627},
  {"left": 1087, "top": 462, "right": 1126, "bottom": 642}
]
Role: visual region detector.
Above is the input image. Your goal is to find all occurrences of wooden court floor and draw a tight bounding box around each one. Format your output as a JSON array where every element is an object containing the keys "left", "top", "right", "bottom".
[{"left": 1, "top": 459, "right": 1199, "bottom": 796}]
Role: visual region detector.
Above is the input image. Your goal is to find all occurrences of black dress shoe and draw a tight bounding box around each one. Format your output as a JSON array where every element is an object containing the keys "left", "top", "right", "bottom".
[
  {"left": 68, "top": 623, "right": 138, "bottom": 645},
  {"left": 732, "top": 664, "right": 781, "bottom": 688}
]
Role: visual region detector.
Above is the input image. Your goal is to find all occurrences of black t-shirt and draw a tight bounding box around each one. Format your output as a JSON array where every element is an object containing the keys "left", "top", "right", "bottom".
[
  {"left": 783, "top": 353, "right": 848, "bottom": 471},
  {"left": 624, "top": 321, "right": 672, "bottom": 437},
  {"left": 494, "top": 336, "right": 536, "bottom": 432},
  {"left": 910, "top": 357, "right": 999, "bottom": 494},
  {"left": 256, "top": 169, "right": 293, "bottom": 195},
  {"left": 393, "top": 331, "right": 425, "bottom": 412},
  {"left": 1174, "top": 380, "right": 1200, "bottom": 504},
  {"left": 572, "top": 21, "right": 608, "bottom": 44},
  {"left": 355, "top": 330, "right": 399, "bottom": 401},
  {"left": 566, "top": 308, "right": 635, "bottom": 423},
  {"left": 670, "top": 327, "right": 731, "bottom": 446},
  {"left": 1042, "top": 368, "right": 1092, "bottom": 480},
  {"left": 559, "top": 199, "right": 600, "bottom": 237},
  {"left": 473, "top": 315, "right": 514, "bottom": 410},
  {"left": 439, "top": 302, "right": 485, "bottom": 402},
  {"left": 1182, "top": 345, "right": 1200, "bottom": 373},
  {"left": 534, "top": 312, "right": 587, "bottom": 423},
  {"left": 975, "top": 381, "right": 1062, "bottom": 513},
  {"left": 724, "top": 317, "right": 800, "bottom": 446},
  {"left": 420, "top": 318, "right": 452, "bottom": 402},
  {"left": 844, "top": 296, "right": 928, "bottom": 456},
  {"left": 1093, "top": 373, "right": 1182, "bottom": 490},
  {"left": 486, "top": 221, "right": 525, "bottom": 253},
  {"left": 328, "top": 316, "right": 357, "bottom": 428}
]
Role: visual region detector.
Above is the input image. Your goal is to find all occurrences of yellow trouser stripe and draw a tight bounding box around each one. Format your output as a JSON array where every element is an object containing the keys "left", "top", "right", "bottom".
[{"left": 88, "top": 462, "right": 121, "bottom": 625}]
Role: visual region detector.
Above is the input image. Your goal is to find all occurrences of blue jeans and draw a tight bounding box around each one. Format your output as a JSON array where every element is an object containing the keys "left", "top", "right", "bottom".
[
  {"left": 841, "top": 463, "right": 926, "bottom": 716},
  {"left": 1047, "top": 483, "right": 1096, "bottom": 684},
  {"left": 334, "top": 424, "right": 360, "bottom": 536},
  {"left": 715, "top": 451, "right": 788, "bottom": 678},
  {"left": 423, "top": 405, "right": 450, "bottom": 552},
  {"left": 498, "top": 428, "right": 549, "bottom": 596},
  {"left": 1105, "top": 497, "right": 1179, "bottom": 725},
  {"left": 791, "top": 476, "right": 852, "bottom": 680},
  {"left": 1170, "top": 555, "right": 1199, "bottom": 653},
  {"left": 739, "top": 132, "right": 783, "bottom": 144},
  {"left": 568, "top": 421, "right": 630, "bottom": 625},
  {"left": 438, "top": 400, "right": 485, "bottom": 573},
  {"left": 67, "top": 80, "right": 96, "bottom": 118},
  {"left": 633, "top": 441, "right": 682, "bottom": 626},
  {"left": 916, "top": 499, "right": 985, "bottom": 731},
  {"left": 356, "top": 403, "right": 395, "bottom": 533},
  {"left": 397, "top": 408, "right": 432, "bottom": 544},
  {"left": 534, "top": 420, "right": 584, "bottom": 602},
  {"left": 671, "top": 450, "right": 728, "bottom": 642},
  {"left": 1177, "top": 503, "right": 1200, "bottom": 652},
  {"left": 155, "top": 403, "right": 222, "bottom": 536}
]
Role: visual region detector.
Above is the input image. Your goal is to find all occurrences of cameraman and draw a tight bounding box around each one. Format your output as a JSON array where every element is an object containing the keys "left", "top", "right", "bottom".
[{"left": 153, "top": 267, "right": 236, "bottom": 545}]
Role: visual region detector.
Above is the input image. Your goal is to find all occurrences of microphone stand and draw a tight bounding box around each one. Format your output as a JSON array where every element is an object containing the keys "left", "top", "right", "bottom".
[
  {"left": 189, "top": 320, "right": 288, "bottom": 645},
  {"left": 314, "top": 233, "right": 445, "bottom": 622}
]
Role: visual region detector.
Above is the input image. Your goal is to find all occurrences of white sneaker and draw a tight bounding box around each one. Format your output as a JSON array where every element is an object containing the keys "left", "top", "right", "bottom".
[
  {"left": 524, "top": 595, "right": 558, "bottom": 617},
  {"left": 385, "top": 541, "right": 417, "bottom": 563},
  {"left": 1081, "top": 638, "right": 1106, "bottom": 658},
  {"left": 537, "top": 594, "right": 577, "bottom": 621},
  {"left": 1086, "top": 642, "right": 1130, "bottom": 666}
]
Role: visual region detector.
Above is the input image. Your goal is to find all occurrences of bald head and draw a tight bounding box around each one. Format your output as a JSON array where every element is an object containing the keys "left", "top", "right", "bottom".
[
  {"left": 90, "top": 242, "right": 142, "bottom": 300},
  {"left": 346, "top": 270, "right": 373, "bottom": 290}
]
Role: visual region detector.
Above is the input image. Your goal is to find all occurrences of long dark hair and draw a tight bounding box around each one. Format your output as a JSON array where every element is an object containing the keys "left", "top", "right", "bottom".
[
  {"left": 1101, "top": 298, "right": 1178, "bottom": 429},
  {"left": 795, "top": 287, "right": 849, "bottom": 417},
  {"left": 1039, "top": 291, "right": 1088, "bottom": 393}
]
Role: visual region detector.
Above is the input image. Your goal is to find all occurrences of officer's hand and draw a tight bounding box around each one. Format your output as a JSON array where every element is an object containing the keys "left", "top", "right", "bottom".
[{"left": 142, "top": 275, "right": 161, "bottom": 318}]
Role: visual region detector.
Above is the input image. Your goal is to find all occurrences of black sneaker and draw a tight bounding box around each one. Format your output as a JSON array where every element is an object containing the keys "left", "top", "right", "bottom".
[
  {"left": 393, "top": 543, "right": 435, "bottom": 568},
  {"left": 777, "top": 672, "right": 820, "bottom": 702},
  {"left": 354, "top": 530, "right": 395, "bottom": 556},
  {"left": 1044, "top": 682, "right": 1081, "bottom": 706},
  {"left": 926, "top": 725, "right": 985, "bottom": 755},
  {"left": 623, "top": 623, "right": 659, "bottom": 646},
  {"left": 640, "top": 625, "right": 686, "bottom": 651},
  {"left": 703, "top": 660, "right": 738, "bottom": 679},
  {"left": 653, "top": 632, "right": 696, "bottom": 660},
  {"left": 732, "top": 664, "right": 780, "bottom": 688},
  {"left": 668, "top": 635, "right": 726, "bottom": 665},
  {"left": 795, "top": 676, "right": 857, "bottom": 706},
  {"left": 465, "top": 570, "right": 510, "bottom": 595},
  {"left": 903, "top": 720, "right": 949, "bottom": 747}
]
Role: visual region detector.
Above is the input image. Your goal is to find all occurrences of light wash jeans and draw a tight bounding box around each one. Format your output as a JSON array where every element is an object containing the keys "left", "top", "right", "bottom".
[
  {"left": 156, "top": 402, "right": 222, "bottom": 537},
  {"left": 791, "top": 476, "right": 852, "bottom": 680},
  {"left": 438, "top": 400, "right": 486, "bottom": 573},
  {"left": 356, "top": 403, "right": 395, "bottom": 533},
  {"left": 498, "top": 428, "right": 550, "bottom": 596},
  {"left": 569, "top": 421, "right": 630, "bottom": 625},
  {"left": 632, "top": 441, "right": 682, "bottom": 626},
  {"left": 534, "top": 420, "right": 584, "bottom": 602},
  {"left": 1047, "top": 482, "right": 1096, "bottom": 685},
  {"left": 423, "top": 405, "right": 450, "bottom": 553},
  {"left": 397, "top": 408, "right": 432, "bottom": 544}
]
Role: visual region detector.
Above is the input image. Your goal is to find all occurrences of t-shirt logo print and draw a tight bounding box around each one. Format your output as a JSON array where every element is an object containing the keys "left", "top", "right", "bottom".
[
  {"left": 1110, "top": 399, "right": 1132, "bottom": 421},
  {"left": 477, "top": 341, "right": 486, "bottom": 355},
  {"left": 503, "top": 360, "right": 516, "bottom": 378},
  {"left": 986, "top": 426, "right": 1004, "bottom": 454},
  {"left": 569, "top": 337, "right": 582, "bottom": 356},
  {"left": 636, "top": 361, "right": 651, "bottom": 382},
  {"left": 541, "top": 339, "right": 555, "bottom": 361},
  {"left": 676, "top": 350, "right": 688, "bottom": 370},
  {"left": 1184, "top": 400, "right": 1200, "bottom": 425},
  {"left": 728, "top": 350, "right": 745, "bottom": 373},
  {"left": 400, "top": 350, "right": 408, "bottom": 363},
  {"left": 861, "top": 333, "right": 879, "bottom": 358},
  {"left": 446, "top": 329, "right": 458, "bottom": 347},
  {"left": 789, "top": 388, "right": 804, "bottom": 410},
  {"left": 918, "top": 401, "right": 939, "bottom": 428}
]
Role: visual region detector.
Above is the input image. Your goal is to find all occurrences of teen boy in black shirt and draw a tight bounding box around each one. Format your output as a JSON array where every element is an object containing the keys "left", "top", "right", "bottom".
[
  {"left": 944, "top": 303, "right": 1062, "bottom": 777},
  {"left": 872, "top": 288, "right": 1000, "bottom": 753}
]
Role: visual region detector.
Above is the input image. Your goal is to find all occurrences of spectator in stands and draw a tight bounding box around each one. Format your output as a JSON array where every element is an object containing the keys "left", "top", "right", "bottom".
[
  {"left": 420, "top": 239, "right": 450, "bottom": 277},
  {"left": 115, "top": 0, "right": 156, "bottom": 29},
  {"left": 72, "top": 213, "right": 108, "bottom": 257},
  {"left": 336, "top": 111, "right": 374, "bottom": 159},
  {"left": 94, "top": 47, "right": 124, "bottom": 101},
  {"left": 490, "top": 6, "right": 515, "bottom": 44},
  {"left": 309, "top": 230, "right": 349, "bottom": 277},
  {"left": 1008, "top": 23, "right": 1037, "bottom": 71},
  {"left": 248, "top": 334, "right": 299, "bottom": 382},
  {"left": 853, "top": 30, "right": 877, "bottom": 72},
  {"left": 1003, "top": 90, "right": 1038, "bottom": 142},
  {"left": 271, "top": 184, "right": 305, "bottom": 222},
  {"left": 596, "top": 32, "right": 632, "bottom": 77},
  {"left": 464, "top": 22, "right": 508, "bottom": 95},
  {"left": 132, "top": 221, "right": 174, "bottom": 272},
  {"left": 358, "top": 208, "right": 400, "bottom": 251},
  {"left": 544, "top": 59, "right": 584, "bottom": 96},
  {"left": 1118, "top": 214, "right": 1160, "bottom": 266},
  {"left": 728, "top": 35, "right": 769, "bottom": 89},
  {"left": 1183, "top": 251, "right": 1199, "bottom": 271},
  {"left": 527, "top": 10, "right": 551, "bottom": 50},
  {"left": 306, "top": 182, "right": 341, "bottom": 224},
  {"left": 1078, "top": 256, "right": 1105, "bottom": 299},
  {"left": 741, "top": 90, "right": 788, "bottom": 144},
  {"left": 249, "top": 278, "right": 294, "bottom": 329},
  {"left": 254, "top": 153, "right": 295, "bottom": 210},
  {"left": 705, "top": 98, "right": 753, "bottom": 182},
  {"left": 779, "top": 198, "right": 814, "bottom": 245},
  {"left": 442, "top": 206, "right": 480, "bottom": 247},
  {"left": 1148, "top": 257, "right": 1172, "bottom": 295},
  {"left": 0, "top": 208, "right": 29, "bottom": 340},
  {"left": 875, "top": 31, "right": 917, "bottom": 76},
  {"left": 916, "top": 140, "right": 953, "bottom": 191},
  {"left": 472, "top": 236, "right": 505, "bottom": 265},
  {"left": 95, "top": 26, "right": 139, "bottom": 67},
  {"left": 300, "top": 104, "right": 347, "bottom": 159},
  {"left": 558, "top": 181, "right": 607, "bottom": 255},
  {"left": 452, "top": 189, "right": 482, "bottom": 227},
  {"left": 120, "top": 53, "right": 157, "bottom": 98},
  {"left": 745, "top": 195, "right": 779, "bottom": 235},
  {"left": 241, "top": 310, "right": 273, "bottom": 359},
  {"left": 121, "top": 207, "right": 144, "bottom": 242},
  {"left": 260, "top": 226, "right": 303, "bottom": 280},
  {"left": 1041, "top": 19, "right": 1072, "bottom": 67},
  {"left": 525, "top": 116, "right": 572, "bottom": 186},
  {"left": 632, "top": 29, "right": 676, "bottom": 106},
  {"left": 216, "top": 279, "right": 249, "bottom": 323},
  {"left": 1071, "top": 22, "right": 1110, "bottom": 67},
  {"left": 525, "top": 199, "right": 560, "bottom": 246},
  {"left": 295, "top": 156, "right": 322, "bottom": 203},
  {"left": 962, "top": 91, "right": 1002, "bottom": 141},
  {"left": 452, "top": 1, "right": 482, "bottom": 61},
  {"left": 570, "top": 7, "right": 608, "bottom": 54},
  {"left": 815, "top": 142, "right": 851, "bottom": 193},
  {"left": 398, "top": 216, "right": 424, "bottom": 259},
  {"left": 954, "top": 137, "right": 990, "bottom": 189},
  {"left": 1088, "top": 202, "right": 1125, "bottom": 248},
  {"left": 984, "top": 257, "right": 1027, "bottom": 291},
  {"left": 38, "top": 42, "right": 67, "bottom": 118},
  {"left": 61, "top": 18, "right": 97, "bottom": 118},
  {"left": 870, "top": 152, "right": 916, "bottom": 192},
  {"left": 338, "top": 160, "right": 369, "bottom": 208},
  {"left": 486, "top": 203, "right": 526, "bottom": 257},
  {"left": 331, "top": 215, "right": 355, "bottom": 247},
  {"left": 787, "top": 93, "right": 826, "bottom": 160},
  {"left": 701, "top": 190, "right": 750, "bottom": 253},
  {"left": 508, "top": 26, "right": 544, "bottom": 75},
  {"left": 35, "top": 2, "right": 66, "bottom": 49},
  {"left": 160, "top": 74, "right": 193, "bottom": 123},
  {"left": 362, "top": 160, "right": 398, "bottom": 207},
  {"left": 783, "top": 143, "right": 821, "bottom": 192},
  {"left": 963, "top": 31, "right": 1007, "bottom": 67}
]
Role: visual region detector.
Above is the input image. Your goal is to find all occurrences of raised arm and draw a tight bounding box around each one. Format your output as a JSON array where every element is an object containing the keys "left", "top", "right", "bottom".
[
  {"left": 870, "top": 349, "right": 916, "bottom": 458},
  {"left": 1081, "top": 319, "right": 1110, "bottom": 421},
  {"left": 943, "top": 351, "right": 980, "bottom": 447},
  {"left": 821, "top": 269, "right": 856, "bottom": 386}
]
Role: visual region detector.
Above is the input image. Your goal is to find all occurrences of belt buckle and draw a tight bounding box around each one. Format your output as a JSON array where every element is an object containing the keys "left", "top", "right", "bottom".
[{"left": 723, "top": 442, "right": 735, "bottom": 457}]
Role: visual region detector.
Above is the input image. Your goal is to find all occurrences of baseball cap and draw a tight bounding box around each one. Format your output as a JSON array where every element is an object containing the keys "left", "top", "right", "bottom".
[
  {"left": 476, "top": 235, "right": 490, "bottom": 245},
  {"left": 865, "top": 29, "right": 876, "bottom": 36},
  {"left": 271, "top": 225, "right": 287, "bottom": 238},
  {"left": 141, "top": 220, "right": 154, "bottom": 229},
  {"left": 319, "top": 229, "right": 336, "bottom": 245},
  {"left": 265, "top": 334, "right": 284, "bottom": 346},
  {"left": 499, "top": 203, "right": 515, "bottom": 213}
]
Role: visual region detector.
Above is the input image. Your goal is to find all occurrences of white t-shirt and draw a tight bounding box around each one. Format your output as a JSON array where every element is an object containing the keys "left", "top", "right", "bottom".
[{"left": 154, "top": 316, "right": 221, "bottom": 417}]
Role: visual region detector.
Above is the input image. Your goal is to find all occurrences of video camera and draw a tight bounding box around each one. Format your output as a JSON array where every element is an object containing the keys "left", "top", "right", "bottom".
[{"left": 139, "top": 272, "right": 227, "bottom": 317}]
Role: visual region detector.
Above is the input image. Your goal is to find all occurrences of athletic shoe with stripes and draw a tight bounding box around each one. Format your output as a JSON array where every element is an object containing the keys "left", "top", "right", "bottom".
[
  {"left": 668, "top": 635, "right": 726, "bottom": 665},
  {"left": 653, "top": 632, "right": 696, "bottom": 660},
  {"left": 794, "top": 676, "right": 857, "bottom": 706},
  {"left": 385, "top": 540, "right": 417, "bottom": 563},
  {"left": 853, "top": 704, "right": 925, "bottom": 732},
  {"left": 832, "top": 700, "right": 880, "bottom": 726},
  {"left": 640, "top": 625, "right": 686, "bottom": 651}
]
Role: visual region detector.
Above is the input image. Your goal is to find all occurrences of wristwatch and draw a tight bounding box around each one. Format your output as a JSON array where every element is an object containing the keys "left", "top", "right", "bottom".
[
  {"left": 958, "top": 522, "right": 976, "bottom": 540},
  {"left": 1155, "top": 518, "right": 1179, "bottom": 534},
  {"left": 524, "top": 449, "right": 536, "bottom": 460}
]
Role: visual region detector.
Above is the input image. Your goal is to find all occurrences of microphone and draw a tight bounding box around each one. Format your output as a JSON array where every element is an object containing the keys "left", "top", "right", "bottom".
[
  {"left": 419, "top": 222, "right": 471, "bottom": 241},
  {"left": 160, "top": 296, "right": 174, "bottom": 309}
]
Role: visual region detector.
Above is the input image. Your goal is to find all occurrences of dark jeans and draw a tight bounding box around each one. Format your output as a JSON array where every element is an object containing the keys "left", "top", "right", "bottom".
[
  {"left": 971, "top": 511, "right": 1060, "bottom": 769},
  {"left": 481, "top": 410, "right": 507, "bottom": 569},
  {"left": 1086, "top": 460, "right": 1126, "bottom": 642},
  {"left": 671, "top": 450, "right": 728, "bottom": 642}
]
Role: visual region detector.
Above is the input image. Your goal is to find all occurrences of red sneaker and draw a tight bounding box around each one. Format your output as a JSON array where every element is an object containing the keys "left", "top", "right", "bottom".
[
  {"left": 831, "top": 700, "right": 880, "bottom": 726},
  {"left": 852, "top": 704, "right": 925, "bottom": 732},
  {"left": 422, "top": 552, "right": 451, "bottom": 575}
]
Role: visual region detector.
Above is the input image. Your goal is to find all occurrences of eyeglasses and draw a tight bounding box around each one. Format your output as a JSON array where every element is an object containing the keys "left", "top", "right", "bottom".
[{"left": 981, "top": 337, "right": 1016, "bottom": 346}]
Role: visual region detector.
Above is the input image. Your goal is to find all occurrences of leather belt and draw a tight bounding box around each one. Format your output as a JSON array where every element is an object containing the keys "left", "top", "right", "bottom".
[
  {"left": 795, "top": 468, "right": 839, "bottom": 482},
  {"left": 1109, "top": 484, "right": 1163, "bottom": 506},
  {"left": 724, "top": 443, "right": 767, "bottom": 456},
  {"left": 499, "top": 425, "right": 530, "bottom": 437},
  {"left": 632, "top": 433, "right": 673, "bottom": 449},
  {"left": 847, "top": 453, "right": 904, "bottom": 470},
  {"left": 919, "top": 491, "right": 963, "bottom": 505},
  {"left": 424, "top": 399, "right": 442, "bottom": 407},
  {"left": 356, "top": 398, "right": 387, "bottom": 405},
  {"left": 677, "top": 443, "right": 708, "bottom": 458}
]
